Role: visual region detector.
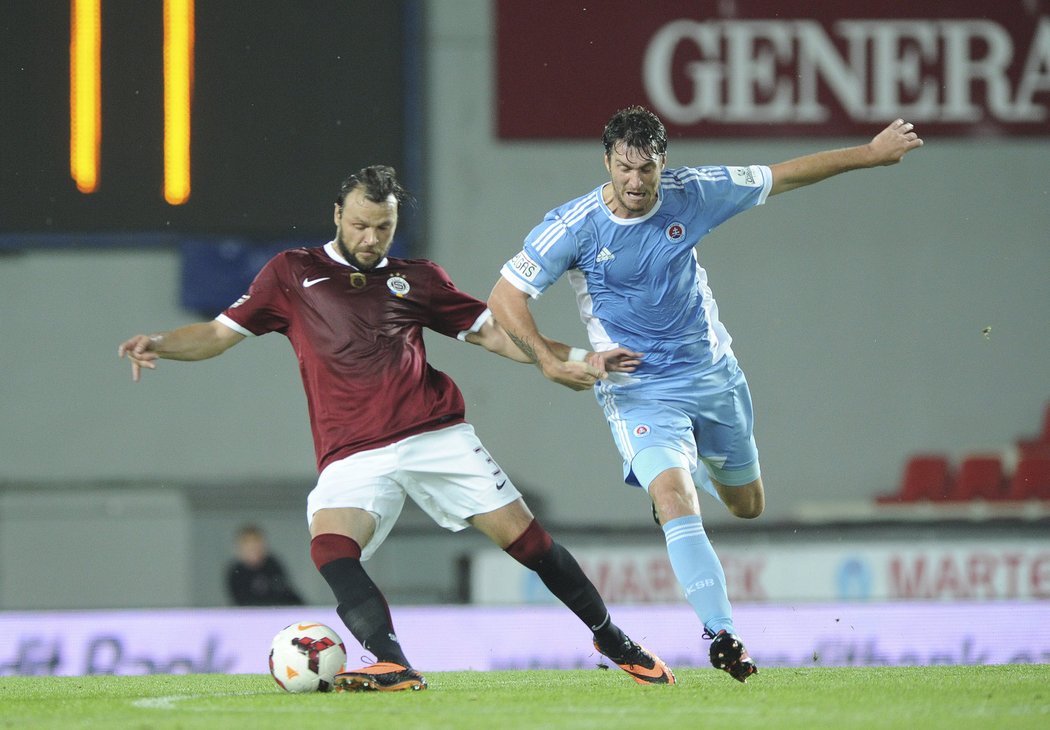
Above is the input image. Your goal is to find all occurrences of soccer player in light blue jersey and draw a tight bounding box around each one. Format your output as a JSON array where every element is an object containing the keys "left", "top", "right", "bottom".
[{"left": 489, "top": 106, "right": 923, "bottom": 682}]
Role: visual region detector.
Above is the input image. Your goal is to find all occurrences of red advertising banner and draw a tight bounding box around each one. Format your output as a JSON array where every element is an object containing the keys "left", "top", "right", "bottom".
[{"left": 496, "top": 0, "right": 1050, "bottom": 137}]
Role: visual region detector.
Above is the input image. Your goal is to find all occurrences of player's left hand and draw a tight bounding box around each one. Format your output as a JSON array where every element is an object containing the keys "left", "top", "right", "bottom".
[
  {"left": 868, "top": 119, "right": 923, "bottom": 165},
  {"left": 588, "top": 347, "right": 644, "bottom": 373}
]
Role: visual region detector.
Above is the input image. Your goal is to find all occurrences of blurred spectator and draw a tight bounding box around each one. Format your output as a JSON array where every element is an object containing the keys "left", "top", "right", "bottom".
[{"left": 226, "top": 524, "right": 304, "bottom": 606}]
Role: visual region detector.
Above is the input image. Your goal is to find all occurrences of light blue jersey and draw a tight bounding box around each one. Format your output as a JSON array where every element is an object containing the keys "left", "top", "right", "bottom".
[
  {"left": 501, "top": 164, "right": 773, "bottom": 490},
  {"left": 500, "top": 164, "right": 772, "bottom": 377}
]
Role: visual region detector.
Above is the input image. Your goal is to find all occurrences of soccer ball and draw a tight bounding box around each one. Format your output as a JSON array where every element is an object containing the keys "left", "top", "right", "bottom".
[{"left": 269, "top": 622, "right": 347, "bottom": 693}]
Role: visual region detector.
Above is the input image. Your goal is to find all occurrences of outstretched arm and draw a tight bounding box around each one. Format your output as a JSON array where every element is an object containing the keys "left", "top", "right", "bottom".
[
  {"left": 464, "top": 308, "right": 605, "bottom": 391},
  {"left": 117, "top": 320, "right": 245, "bottom": 382},
  {"left": 465, "top": 314, "right": 642, "bottom": 382},
  {"left": 769, "top": 119, "right": 923, "bottom": 196},
  {"left": 464, "top": 316, "right": 563, "bottom": 364},
  {"left": 484, "top": 278, "right": 621, "bottom": 391}
]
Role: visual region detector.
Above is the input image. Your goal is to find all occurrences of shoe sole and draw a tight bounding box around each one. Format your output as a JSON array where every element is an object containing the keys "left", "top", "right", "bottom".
[
  {"left": 711, "top": 636, "right": 759, "bottom": 683},
  {"left": 334, "top": 675, "right": 427, "bottom": 692},
  {"left": 716, "top": 660, "right": 758, "bottom": 683}
]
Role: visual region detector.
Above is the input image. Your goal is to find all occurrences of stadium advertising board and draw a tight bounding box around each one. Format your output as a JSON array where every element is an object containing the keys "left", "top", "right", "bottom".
[
  {"left": 471, "top": 541, "right": 1050, "bottom": 604},
  {"left": 496, "top": 0, "right": 1050, "bottom": 138},
  {"left": 1, "top": 603, "right": 1047, "bottom": 676}
]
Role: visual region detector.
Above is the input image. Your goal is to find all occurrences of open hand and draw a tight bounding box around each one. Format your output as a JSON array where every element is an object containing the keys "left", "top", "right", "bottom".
[
  {"left": 588, "top": 347, "right": 644, "bottom": 373},
  {"left": 869, "top": 119, "right": 923, "bottom": 165}
]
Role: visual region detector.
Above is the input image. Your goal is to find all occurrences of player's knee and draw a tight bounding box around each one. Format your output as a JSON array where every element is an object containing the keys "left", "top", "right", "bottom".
[
  {"left": 718, "top": 479, "right": 765, "bottom": 519},
  {"left": 309, "top": 533, "right": 362, "bottom": 570},
  {"left": 727, "top": 497, "right": 764, "bottom": 519},
  {"left": 504, "top": 518, "right": 553, "bottom": 569}
]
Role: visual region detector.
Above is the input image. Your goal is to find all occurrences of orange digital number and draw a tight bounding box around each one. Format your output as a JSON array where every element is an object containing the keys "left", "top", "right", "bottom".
[{"left": 70, "top": 0, "right": 194, "bottom": 205}]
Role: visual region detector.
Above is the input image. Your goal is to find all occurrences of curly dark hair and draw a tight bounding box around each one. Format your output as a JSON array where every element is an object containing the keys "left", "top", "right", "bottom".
[
  {"left": 601, "top": 106, "right": 668, "bottom": 159},
  {"left": 336, "top": 165, "right": 412, "bottom": 208}
]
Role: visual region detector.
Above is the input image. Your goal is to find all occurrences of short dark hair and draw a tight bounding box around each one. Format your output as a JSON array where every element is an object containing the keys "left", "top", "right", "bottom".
[
  {"left": 601, "top": 106, "right": 668, "bottom": 159},
  {"left": 336, "top": 164, "right": 412, "bottom": 208}
]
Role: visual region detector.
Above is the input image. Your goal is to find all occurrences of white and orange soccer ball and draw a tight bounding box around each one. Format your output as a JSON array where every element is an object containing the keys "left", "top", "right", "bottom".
[{"left": 268, "top": 622, "right": 347, "bottom": 693}]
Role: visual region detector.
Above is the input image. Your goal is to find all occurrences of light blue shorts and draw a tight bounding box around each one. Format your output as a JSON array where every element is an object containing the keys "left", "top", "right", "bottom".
[{"left": 595, "top": 354, "right": 761, "bottom": 490}]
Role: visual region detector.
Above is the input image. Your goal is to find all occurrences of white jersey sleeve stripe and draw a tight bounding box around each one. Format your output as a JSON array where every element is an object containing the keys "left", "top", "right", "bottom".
[
  {"left": 499, "top": 263, "right": 543, "bottom": 298},
  {"left": 532, "top": 197, "right": 600, "bottom": 256},
  {"left": 532, "top": 217, "right": 569, "bottom": 256},
  {"left": 559, "top": 195, "right": 600, "bottom": 226},
  {"left": 457, "top": 308, "right": 493, "bottom": 341},
  {"left": 215, "top": 313, "right": 254, "bottom": 337}
]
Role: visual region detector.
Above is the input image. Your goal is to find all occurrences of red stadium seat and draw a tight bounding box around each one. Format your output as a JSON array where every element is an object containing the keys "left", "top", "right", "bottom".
[
  {"left": 1017, "top": 439, "right": 1050, "bottom": 460},
  {"left": 1015, "top": 403, "right": 1050, "bottom": 459},
  {"left": 878, "top": 454, "right": 953, "bottom": 503},
  {"left": 1007, "top": 457, "right": 1050, "bottom": 500},
  {"left": 949, "top": 454, "right": 1008, "bottom": 501}
]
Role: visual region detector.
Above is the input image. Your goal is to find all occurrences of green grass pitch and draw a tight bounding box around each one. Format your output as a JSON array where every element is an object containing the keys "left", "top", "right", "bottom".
[{"left": 1, "top": 665, "right": 1047, "bottom": 729}]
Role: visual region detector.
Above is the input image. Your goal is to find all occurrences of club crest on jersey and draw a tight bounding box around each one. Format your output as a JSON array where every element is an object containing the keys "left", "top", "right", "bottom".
[
  {"left": 386, "top": 274, "right": 410, "bottom": 298},
  {"left": 665, "top": 221, "right": 686, "bottom": 242},
  {"left": 633, "top": 424, "right": 651, "bottom": 438},
  {"left": 349, "top": 272, "right": 367, "bottom": 289}
]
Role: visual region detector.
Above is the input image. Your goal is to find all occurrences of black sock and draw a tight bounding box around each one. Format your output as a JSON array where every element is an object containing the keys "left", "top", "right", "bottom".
[
  {"left": 532, "top": 542, "right": 630, "bottom": 651},
  {"left": 506, "top": 521, "right": 631, "bottom": 652},
  {"left": 318, "top": 557, "right": 410, "bottom": 666}
]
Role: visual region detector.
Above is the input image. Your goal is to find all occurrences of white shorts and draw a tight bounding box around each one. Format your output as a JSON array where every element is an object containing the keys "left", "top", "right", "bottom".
[{"left": 305, "top": 423, "right": 522, "bottom": 560}]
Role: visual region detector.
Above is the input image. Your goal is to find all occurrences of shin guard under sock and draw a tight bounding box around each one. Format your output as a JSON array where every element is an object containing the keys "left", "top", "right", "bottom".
[
  {"left": 505, "top": 519, "right": 628, "bottom": 649},
  {"left": 662, "top": 515, "right": 734, "bottom": 634},
  {"left": 311, "top": 533, "right": 409, "bottom": 666}
]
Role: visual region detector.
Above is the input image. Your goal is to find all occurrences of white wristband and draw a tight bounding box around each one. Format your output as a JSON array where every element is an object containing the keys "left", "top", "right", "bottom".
[{"left": 568, "top": 347, "right": 588, "bottom": 362}]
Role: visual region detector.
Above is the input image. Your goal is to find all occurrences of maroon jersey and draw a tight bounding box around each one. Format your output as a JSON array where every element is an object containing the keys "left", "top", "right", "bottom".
[{"left": 217, "top": 243, "right": 489, "bottom": 472}]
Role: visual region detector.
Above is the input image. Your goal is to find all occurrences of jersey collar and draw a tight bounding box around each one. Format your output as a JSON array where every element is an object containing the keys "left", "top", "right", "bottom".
[
  {"left": 324, "top": 241, "right": 389, "bottom": 270},
  {"left": 597, "top": 183, "right": 663, "bottom": 225}
]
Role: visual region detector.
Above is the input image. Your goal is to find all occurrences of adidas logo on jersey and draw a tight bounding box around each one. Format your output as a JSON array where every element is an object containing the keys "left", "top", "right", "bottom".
[{"left": 596, "top": 246, "right": 615, "bottom": 264}]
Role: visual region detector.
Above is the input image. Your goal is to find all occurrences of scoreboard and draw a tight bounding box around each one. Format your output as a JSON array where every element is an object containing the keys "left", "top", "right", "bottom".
[{"left": 1, "top": 2, "right": 409, "bottom": 239}]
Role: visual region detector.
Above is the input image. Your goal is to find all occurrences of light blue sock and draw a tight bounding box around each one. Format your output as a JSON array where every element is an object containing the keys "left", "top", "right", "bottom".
[{"left": 662, "top": 515, "right": 734, "bottom": 635}]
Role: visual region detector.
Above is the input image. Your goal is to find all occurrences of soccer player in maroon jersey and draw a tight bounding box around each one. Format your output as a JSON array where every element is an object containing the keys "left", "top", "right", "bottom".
[{"left": 118, "top": 165, "right": 674, "bottom": 691}]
